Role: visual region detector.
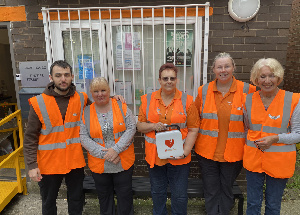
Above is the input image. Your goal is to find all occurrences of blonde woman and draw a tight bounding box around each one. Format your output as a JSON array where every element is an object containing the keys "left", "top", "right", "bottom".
[
  {"left": 244, "top": 58, "right": 300, "bottom": 215},
  {"left": 80, "top": 77, "right": 136, "bottom": 215}
]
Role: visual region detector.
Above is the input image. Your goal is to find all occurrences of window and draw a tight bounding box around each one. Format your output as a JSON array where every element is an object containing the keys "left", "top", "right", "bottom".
[{"left": 42, "top": 4, "right": 211, "bottom": 115}]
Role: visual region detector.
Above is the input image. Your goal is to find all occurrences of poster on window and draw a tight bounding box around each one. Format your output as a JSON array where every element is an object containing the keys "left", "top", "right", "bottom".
[
  {"left": 78, "top": 55, "right": 94, "bottom": 79},
  {"left": 166, "top": 29, "right": 193, "bottom": 67},
  {"left": 116, "top": 32, "right": 141, "bottom": 70}
]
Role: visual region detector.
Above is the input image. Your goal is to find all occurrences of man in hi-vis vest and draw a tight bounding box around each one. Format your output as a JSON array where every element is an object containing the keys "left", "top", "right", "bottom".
[{"left": 23, "top": 60, "right": 89, "bottom": 215}]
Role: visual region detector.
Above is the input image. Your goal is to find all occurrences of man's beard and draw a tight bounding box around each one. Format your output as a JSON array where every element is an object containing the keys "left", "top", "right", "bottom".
[{"left": 54, "top": 83, "right": 71, "bottom": 92}]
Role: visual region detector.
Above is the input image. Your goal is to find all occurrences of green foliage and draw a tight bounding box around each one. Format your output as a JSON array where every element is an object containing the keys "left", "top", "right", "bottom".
[{"left": 286, "top": 155, "right": 300, "bottom": 190}]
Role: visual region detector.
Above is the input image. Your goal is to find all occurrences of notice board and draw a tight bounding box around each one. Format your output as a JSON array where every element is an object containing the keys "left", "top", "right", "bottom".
[{"left": 19, "top": 61, "right": 49, "bottom": 87}]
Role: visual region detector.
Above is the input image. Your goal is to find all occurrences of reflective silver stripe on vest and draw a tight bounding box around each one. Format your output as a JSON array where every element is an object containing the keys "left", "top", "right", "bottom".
[
  {"left": 117, "top": 100, "right": 125, "bottom": 120},
  {"left": 246, "top": 91, "right": 293, "bottom": 133},
  {"left": 172, "top": 123, "right": 187, "bottom": 129},
  {"left": 146, "top": 93, "right": 152, "bottom": 119},
  {"left": 181, "top": 92, "right": 187, "bottom": 116},
  {"left": 199, "top": 129, "right": 244, "bottom": 139},
  {"left": 201, "top": 83, "right": 210, "bottom": 119},
  {"left": 79, "top": 92, "right": 85, "bottom": 121},
  {"left": 230, "top": 114, "right": 243, "bottom": 121},
  {"left": 243, "top": 82, "right": 250, "bottom": 94},
  {"left": 202, "top": 113, "right": 218, "bottom": 120},
  {"left": 247, "top": 140, "right": 296, "bottom": 152},
  {"left": 38, "top": 142, "right": 66, "bottom": 150},
  {"left": 228, "top": 132, "right": 245, "bottom": 138},
  {"left": 65, "top": 121, "right": 81, "bottom": 128},
  {"left": 38, "top": 135, "right": 81, "bottom": 152},
  {"left": 199, "top": 129, "right": 218, "bottom": 137},
  {"left": 245, "top": 93, "right": 255, "bottom": 130},
  {"left": 66, "top": 137, "right": 81, "bottom": 145}
]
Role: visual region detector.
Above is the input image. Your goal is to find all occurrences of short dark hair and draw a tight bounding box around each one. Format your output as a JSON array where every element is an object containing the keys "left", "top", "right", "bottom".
[
  {"left": 50, "top": 60, "right": 72, "bottom": 75},
  {"left": 158, "top": 63, "right": 178, "bottom": 78}
]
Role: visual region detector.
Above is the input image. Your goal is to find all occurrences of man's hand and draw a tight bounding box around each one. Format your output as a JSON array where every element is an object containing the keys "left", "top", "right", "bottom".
[
  {"left": 113, "top": 95, "right": 126, "bottom": 103},
  {"left": 28, "top": 168, "right": 43, "bottom": 182}
]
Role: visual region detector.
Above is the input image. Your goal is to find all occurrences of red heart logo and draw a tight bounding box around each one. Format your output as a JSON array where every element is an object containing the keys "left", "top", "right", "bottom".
[{"left": 165, "top": 139, "right": 174, "bottom": 148}]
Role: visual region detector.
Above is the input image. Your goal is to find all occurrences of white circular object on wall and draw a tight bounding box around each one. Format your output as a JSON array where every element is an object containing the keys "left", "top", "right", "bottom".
[{"left": 228, "top": 0, "right": 260, "bottom": 22}]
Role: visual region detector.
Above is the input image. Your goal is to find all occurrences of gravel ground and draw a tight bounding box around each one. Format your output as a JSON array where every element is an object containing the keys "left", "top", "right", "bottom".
[{"left": 1, "top": 182, "right": 300, "bottom": 215}]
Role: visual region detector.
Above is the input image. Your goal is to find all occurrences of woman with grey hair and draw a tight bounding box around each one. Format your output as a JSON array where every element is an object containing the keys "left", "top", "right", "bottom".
[
  {"left": 194, "top": 52, "right": 256, "bottom": 214},
  {"left": 80, "top": 77, "right": 136, "bottom": 215},
  {"left": 243, "top": 58, "right": 300, "bottom": 215}
]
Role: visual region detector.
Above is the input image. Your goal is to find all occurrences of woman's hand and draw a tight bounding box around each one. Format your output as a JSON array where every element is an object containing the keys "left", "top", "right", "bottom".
[
  {"left": 111, "top": 156, "right": 121, "bottom": 164},
  {"left": 103, "top": 148, "right": 119, "bottom": 162},
  {"left": 255, "top": 135, "right": 279, "bottom": 151},
  {"left": 154, "top": 122, "right": 167, "bottom": 132}
]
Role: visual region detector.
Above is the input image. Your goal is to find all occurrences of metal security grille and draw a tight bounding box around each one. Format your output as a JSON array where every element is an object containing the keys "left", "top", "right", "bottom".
[{"left": 42, "top": 3, "right": 211, "bottom": 115}]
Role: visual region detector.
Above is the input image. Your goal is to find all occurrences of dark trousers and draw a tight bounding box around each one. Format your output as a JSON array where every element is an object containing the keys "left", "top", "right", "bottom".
[
  {"left": 38, "top": 167, "right": 85, "bottom": 215},
  {"left": 92, "top": 165, "right": 134, "bottom": 215},
  {"left": 197, "top": 155, "right": 243, "bottom": 215}
]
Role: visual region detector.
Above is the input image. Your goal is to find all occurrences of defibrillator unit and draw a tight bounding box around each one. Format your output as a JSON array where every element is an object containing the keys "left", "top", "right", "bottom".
[{"left": 155, "top": 124, "right": 184, "bottom": 159}]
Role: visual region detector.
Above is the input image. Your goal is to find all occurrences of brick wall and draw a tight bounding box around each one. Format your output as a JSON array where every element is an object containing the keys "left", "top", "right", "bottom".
[
  {"left": 3, "top": 0, "right": 297, "bottom": 191},
  {"left": 284, "top": 0, "right": 300, "bottom": 92}
]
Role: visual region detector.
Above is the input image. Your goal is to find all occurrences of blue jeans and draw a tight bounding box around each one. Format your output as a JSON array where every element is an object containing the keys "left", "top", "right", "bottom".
[
  {"left": 246, "top": 170, "right": 288, "bottom": 215},
  {"left": 148, "top": 163, "right": 191, "bottom": 215}
]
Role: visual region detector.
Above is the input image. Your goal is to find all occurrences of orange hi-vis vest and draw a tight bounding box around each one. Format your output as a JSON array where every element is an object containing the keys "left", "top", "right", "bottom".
[
  {"left": 141, "top": 90, "right": 193, "bottom": 168},
  {"left": 194, "top": 80, "right": 256, "bottom": 162},
  {"left": 82, "top": 99, "right": 135, "bottom": 174},
  {"left": 243, "top": 90, "right": 300, "bottom": 178},
  {"left": 29, "top": 91, "right": 88, "bottom": 174}
]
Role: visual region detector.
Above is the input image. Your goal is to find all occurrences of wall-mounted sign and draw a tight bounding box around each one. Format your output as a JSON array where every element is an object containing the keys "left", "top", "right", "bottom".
[
  {"left": 166, "top": 29, "right": 193, "bottom": 67},
  {"left": 19, "top": 61, "right": 49, "bottom": 87}
]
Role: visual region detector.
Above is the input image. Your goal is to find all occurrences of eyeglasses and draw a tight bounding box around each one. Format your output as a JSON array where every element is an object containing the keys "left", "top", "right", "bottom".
[{"left": 161, "top": 77, "right": 177, "bottom": 82}]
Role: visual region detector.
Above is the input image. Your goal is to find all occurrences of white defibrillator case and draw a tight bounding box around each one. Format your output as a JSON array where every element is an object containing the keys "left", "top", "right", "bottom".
[{"left": 156, "top": 125, "right": 184, "bottom": 159}]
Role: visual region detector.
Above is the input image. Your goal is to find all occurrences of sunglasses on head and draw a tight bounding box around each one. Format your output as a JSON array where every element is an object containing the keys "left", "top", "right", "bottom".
[{"left": 161, "top": 77, "right": 177, "bottom": 82}]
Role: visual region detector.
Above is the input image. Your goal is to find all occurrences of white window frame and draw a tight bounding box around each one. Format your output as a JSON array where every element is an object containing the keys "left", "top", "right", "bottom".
[{"left": 42, "top": 3, "right": 210, "bottom": 115}]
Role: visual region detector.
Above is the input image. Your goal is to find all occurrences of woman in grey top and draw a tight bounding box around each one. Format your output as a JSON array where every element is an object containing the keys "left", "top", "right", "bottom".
[{"left": 80, "top": 77, "right": 136, "bottom": 215}]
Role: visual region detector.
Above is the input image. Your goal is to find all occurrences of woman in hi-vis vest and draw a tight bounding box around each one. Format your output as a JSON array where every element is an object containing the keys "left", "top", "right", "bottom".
[
  {"left": 137, "top": 63, "right": 200, "bottom": 215},
  {"left": 194, "top": 52, "right": 256, "bottom": 215},
  {"left": 80, "top": 77, "right": 136, "bottom": 215},
  {"left": 243, "top": 58, "right": 300, "bottom": 215}
]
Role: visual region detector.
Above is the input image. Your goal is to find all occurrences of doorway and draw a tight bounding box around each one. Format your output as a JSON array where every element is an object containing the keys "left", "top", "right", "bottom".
[{"left": 0, "top": 25, "right": 17, "bottom": 118}]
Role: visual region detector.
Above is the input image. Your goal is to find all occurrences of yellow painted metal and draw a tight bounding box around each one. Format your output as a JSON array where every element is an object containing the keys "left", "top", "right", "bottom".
[{"left": 0, "top": 108, "right": 27, "bottom": 212}]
